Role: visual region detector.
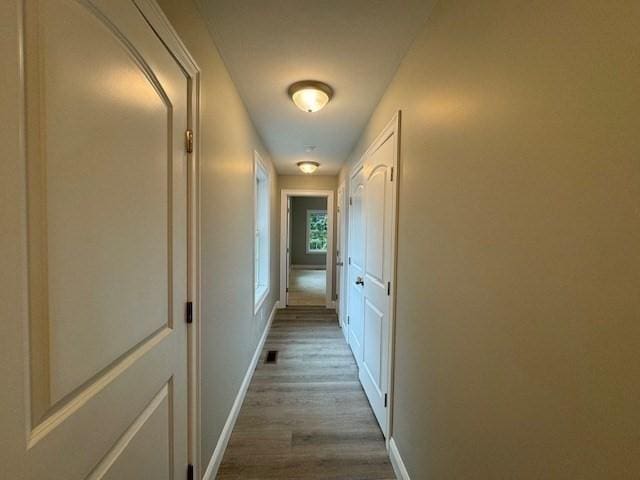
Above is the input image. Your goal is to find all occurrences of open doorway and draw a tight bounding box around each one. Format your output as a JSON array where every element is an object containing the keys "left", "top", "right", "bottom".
[
  {"left": 288, "top": 197, "right": 327, "bottom": 305},
  {"left": 280, "top": 189, "right": 334, "bottom": 308}
]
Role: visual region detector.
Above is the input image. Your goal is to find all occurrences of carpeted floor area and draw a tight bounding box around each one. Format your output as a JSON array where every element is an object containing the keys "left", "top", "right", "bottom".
[{"left": 287, "top": 268, "right": 326, "bottom": 306}]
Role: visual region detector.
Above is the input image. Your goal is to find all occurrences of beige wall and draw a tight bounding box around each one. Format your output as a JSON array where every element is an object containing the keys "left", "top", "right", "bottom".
[
  {"left": 341, "top": 1, "right": 640, "bottom": 478},
  {"left": 157, "top": 0, "right": 280, "bottom": 471},
  {"left": 279, "top": 175, "right": 338, "bottom": 192},
  {"left": 0, "top": 1, "right": 26, "bottom": 477},
  {"left": 278, "top": 175, "right": 339, "bottom": 300}
]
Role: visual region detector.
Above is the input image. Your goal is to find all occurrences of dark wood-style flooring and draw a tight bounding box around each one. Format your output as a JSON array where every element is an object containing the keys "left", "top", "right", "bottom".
[{"left": 216, "top": 306, "right": 396, "bottom": 480}]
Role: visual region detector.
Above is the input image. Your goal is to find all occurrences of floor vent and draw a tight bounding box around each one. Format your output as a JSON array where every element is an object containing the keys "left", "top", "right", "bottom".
[{"left": 265, "top": 350, "right": 278, "bottom": 364}]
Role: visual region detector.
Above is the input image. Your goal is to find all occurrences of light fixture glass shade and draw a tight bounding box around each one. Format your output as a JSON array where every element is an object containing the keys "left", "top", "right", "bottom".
[
  {"left": 288, "top": 81, "right": 333, "bottom": 113},
  {"left": 297, "top": 161, "right": 320, "bottom": 174}
]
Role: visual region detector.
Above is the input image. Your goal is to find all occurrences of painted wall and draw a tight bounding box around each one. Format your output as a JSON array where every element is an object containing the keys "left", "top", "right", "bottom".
[
  {"left": 0, "top": 1, "right": 27, "bottom": 477},
  {"left": 157, "top": 0, "right": 280, "bottom": 473},
  {"left": 279, "top": 175, "right": 338, "bottom": 192},
  {"left": 279, "top": 175, "right": 339, "bottom": 299},
  {"left": 340, "top": 1, "right": 640, "bottom": 478},
  {"left": 290, "top": 197, "right": 328, "bottom": 266}
]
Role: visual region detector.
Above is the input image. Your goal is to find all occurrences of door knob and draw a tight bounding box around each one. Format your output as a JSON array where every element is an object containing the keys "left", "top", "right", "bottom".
[{"left": 355, "top": 276, "right": 364, "bottom": 286}]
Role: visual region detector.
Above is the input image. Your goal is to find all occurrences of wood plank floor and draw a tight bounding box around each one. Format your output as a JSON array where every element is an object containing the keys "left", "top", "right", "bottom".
[{"left": 216, "top": 306, "right": 396, "bottom": 480}]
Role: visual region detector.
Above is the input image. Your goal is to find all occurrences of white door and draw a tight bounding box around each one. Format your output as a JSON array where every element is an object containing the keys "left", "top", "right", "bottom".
[
  {"left": 336, "top": 184, "right": 346, "bottom": 331},
  {"left": 1, "top": 0, "right": 190, "bottom": 478},
  {"left": 359, "top": 124, "right": 399, "bottom": 435},
  {"left": 347, "top": 165, "right": 366, "bottom": 365}
]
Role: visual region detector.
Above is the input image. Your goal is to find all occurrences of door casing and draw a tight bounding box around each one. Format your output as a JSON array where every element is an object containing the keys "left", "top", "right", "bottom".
[
  {"left": 279, "top": 189, "right": 335, "bottom": 308},
  {"left": 134, "top": 2, "right": 202, "bottom": 473},
  {"left": 336, "top": 182, "right": 348, "bottom": 336}
]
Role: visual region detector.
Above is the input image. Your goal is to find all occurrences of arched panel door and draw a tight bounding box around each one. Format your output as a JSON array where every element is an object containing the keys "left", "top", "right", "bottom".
[
  {"left": 2, "top": 0, "right": 191, "bottom": 478},
  {"left": 359, "top": 118, "right": 399, "bottom": 437}
]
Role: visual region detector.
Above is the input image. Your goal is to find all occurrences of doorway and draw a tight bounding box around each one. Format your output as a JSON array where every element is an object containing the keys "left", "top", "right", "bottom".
[{"left": 280, "top": 190, "right": 335, "bottom": 308}]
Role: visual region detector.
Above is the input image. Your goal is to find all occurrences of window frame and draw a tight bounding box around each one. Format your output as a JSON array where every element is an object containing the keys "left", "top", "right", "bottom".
[
  {"left": 253, "top": 151, "right": 270, "bottom": 313},
  {"left": 306, "top": 208, "right": 328, "bottom": 254}
]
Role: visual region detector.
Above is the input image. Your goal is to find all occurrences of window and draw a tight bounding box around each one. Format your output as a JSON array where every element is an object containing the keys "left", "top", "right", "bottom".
[
  {"left": 254, "top": 152, "right": 270, "bottom": 311},
  {"left": 306, "top": 209, "right": 328, "bottom": 253}
]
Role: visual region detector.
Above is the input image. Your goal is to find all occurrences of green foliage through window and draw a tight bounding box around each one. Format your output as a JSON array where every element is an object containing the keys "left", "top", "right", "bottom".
[{"left": 307, "top": 210, "right": 328, "bottom": 252}]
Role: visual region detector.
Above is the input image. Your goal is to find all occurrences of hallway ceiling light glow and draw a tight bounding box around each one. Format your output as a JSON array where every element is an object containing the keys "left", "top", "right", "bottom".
[
  {"left": 288, "top": 80, "right": 333, "bottom": 113},
  {"left": 297, "top": 161, "right": 320, "bottom": 174}
]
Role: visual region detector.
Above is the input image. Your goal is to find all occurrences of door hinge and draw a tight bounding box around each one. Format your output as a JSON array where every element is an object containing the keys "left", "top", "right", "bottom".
[
  {"left": 387, "top": 281, "right": 391, "bottom": 295},
  {"left": 187, "top": 464, "right": 194, "bottom": 480},
  {"left": 347, "top": 315, "right": 350, "bottom": 325},
  {"left": 390, "top": 166, "right": 394, "bottom": 182},
  {"left": 185, "top": 129, "right": 193, "bottom": 154},
  {"left": 185, "top": 301, "right": 193, "bottom": 324},
  {"left": 349, "top": 196, "right": 353, "bottom": 206},
  {"left": 286, "top": 287, "right": 289, "bottom": 292},
  {"left": 348, "top": 257, "right": 351, "bottom": 265},
  {"left": 384, "top": 393, "right": 388, "bottom": 408}
]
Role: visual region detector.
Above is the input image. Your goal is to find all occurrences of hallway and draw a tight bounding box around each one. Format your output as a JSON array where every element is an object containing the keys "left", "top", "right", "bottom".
[
  {"left": 217, "top": 306, "right": 395, "bottom": 479},
  {"left": 3, "top": 0, "right": 639, "bottom": 478}
]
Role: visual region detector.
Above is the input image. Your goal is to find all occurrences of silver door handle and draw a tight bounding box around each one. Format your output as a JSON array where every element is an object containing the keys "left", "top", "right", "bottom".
[{"left": 355, "top": 276, "right": 364, "bottom": 286}]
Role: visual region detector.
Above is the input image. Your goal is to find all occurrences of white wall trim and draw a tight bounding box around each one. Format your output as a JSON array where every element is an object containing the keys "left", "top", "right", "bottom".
[
  {"left": 201, "top": 300, "right": 279, "bottom": 480},
  {"left": 389, "top": 437, "right": 411, "bottom": 480},
  {"left": 132, "top": 0, "right": 203, "bottom": 474},
  {"left": 336, "top": 181, "right": 347, "bottom": 337},
  {"left": 253, "top": 151, "right": 271, "bottom": 314}
]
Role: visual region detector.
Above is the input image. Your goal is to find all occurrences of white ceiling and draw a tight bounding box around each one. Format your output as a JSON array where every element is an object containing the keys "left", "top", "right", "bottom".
[{"left": 198, "top": 0, "right": 435, "bottom": 175}]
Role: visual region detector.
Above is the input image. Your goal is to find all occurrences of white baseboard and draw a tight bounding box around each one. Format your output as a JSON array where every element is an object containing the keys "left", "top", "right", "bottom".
[
  {"left": 202, "top": 300, "right": 278, "bottom": 480},
  {"left": 389, "top": 437, "right": 411, "bottom": 480}
]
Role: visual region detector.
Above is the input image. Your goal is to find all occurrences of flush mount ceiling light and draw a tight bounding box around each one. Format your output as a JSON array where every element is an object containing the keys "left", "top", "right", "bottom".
[
  {"left": 297, "top": 161, "right": 320, "bottom": 174},
  {"left": 288, "top": 80, "right": 333, "bottom": 113}
]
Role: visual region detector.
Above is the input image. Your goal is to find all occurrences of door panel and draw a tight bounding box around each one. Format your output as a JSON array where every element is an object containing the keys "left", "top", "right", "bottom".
[
  {"left": 364, "top": 166, "right": 388, "bottom": 283},
  {"left": 89, "top": 383, "right": 172, "bottom": 480},
  {"left": 347, "top": 166, "right": 365, "bottom": 364},
  {"left": 9, "top": 0, "right": 190, "bottom": 477},
  {"left": 37, "top": 0, "right": 172, "bottom": 404},
  {"left": 359, "top": 130, "right": 397, "bottom": 435},
  {"left": 363, "top": 299, "right": 384, "bottom": 390}
]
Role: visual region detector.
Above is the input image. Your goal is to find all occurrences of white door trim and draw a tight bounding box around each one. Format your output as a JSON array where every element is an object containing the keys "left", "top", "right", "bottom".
[
  {"left": 346, "top": 112, "right": 401, "bottom": 442},
  {"left": 336, "top": 181, "right": 347, "bottom": 335},
  {"left": 280, "top": 189, "right": 335, "bottom": 308},
  {"left": 131, "top": 0, "right": 203, "bottom": 475}
]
